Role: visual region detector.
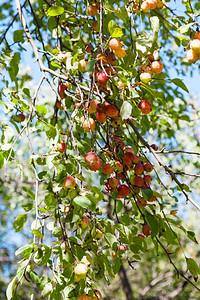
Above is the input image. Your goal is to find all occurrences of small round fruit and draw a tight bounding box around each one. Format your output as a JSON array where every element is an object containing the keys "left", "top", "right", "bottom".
[
  {"left": 113, "top": 48, "right": 126, "bottom": 58},
  {"left": 190, "top": 39, "right": 200, "bottom": 53},
  {"left": 87, "top": 5, "right": 98, "bottom": 16},
  {"left": 96, "top": 112, "right": 106, "bottom": 123},
  {"left": 142, "top": 224, "right": 151, "bottom": 237},
  {"left": 141, "top": 1, "right": 150, "bottom": 13},
  {"left": 144, "top": 162, "right": 153, "bottom": 172},
  {"left": 104, "top": 102, "right": 118, "bottom": 118},
  {"left": 74, "top": 263, "right": 88, "bottom": 279},
  {"left": 57, "top": 141, "right": 66, "bottom": 153},
  {"left": 107, "top": 54, "right": 117, "bottom": 66},
  {"left": 77, "top": 216, "right": 89, "bottom": 229},
  {"left": 92, "top": 20, "right": 98, "bottom": 31},
  {"left": 150, "top": 61, "right": 163, "bottom": 73},
  {"left": 134, "top": 163, "right": 145, "bottom": 175},
  {"left": 156, "top": 0, "right": 164, "bottom": 9},
  {"left": 108, "top": 177, "right": 120, "bottom": 188},
  {"left": 146, "top": 0, "right": 157, "bottom": 10},
  {"left": 97, "top": 53, "right": 107, "bottom": 65},
  {"left": 144, "top": 175, "right": 152, "bottom": 184},
  {"left": 59, "top": 83, "right": 68, "bottom": 99},
  {"left": 95, "top": 228, "right": 103, "bottom": 239},
  {"left": 117, "top": 184, "right": 130, "bottom": 198},
  {"left": 109, "top": 38, "right": 122, "bottom": 51},
  {"left": 63, "top": 176, "right": 76, "bottom": 189},
  {"left": 18, "top": 113, "right": 25, "bottom": 122},
  {"left": 149, "top": 195, "right": 157, "bottom": 202},
  {"left": 102, "top": 163, "right": 114, "bottom": 175},
  {"left": 81, "top": 117, "right": 95, "bottom": 132},
  {"left": 96, "top": 72, "right": 108, "bottom": 85},
  {"left": 114, "top": 161, "right": 123, "bottom": 173},
  {"left": 78, "top": 59, "right": 88, "bottom": 73},
  {"left": 138, "top": 100, "right": 152, "bottom": 114},
  {"left": 140, "top": 72, "right": 151, "bottom": 83},
  {"left": 151, "top": 144, "right": 158, "bottom": 151},
  {"left": 133, "top": 176, "right": 144, "bottom": 187},
  {"left": 187, "top": 49, "right": 199, "bottom": 63},
  {"left": 57, "top": 101, "right": 64, "bottom": 110},
  {"left": 84, "top": 152, "right": 98, "bottom": 166},
  {"left": 89, "top": 158, "right": 101, "bottom": 171}
]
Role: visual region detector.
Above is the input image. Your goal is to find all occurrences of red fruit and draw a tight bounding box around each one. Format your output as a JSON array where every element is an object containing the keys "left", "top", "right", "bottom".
[
  {"left": 63, "top": 176, "right": 76, "bottom": 189},
  {"left": 150, "top": 60, "right": 163, "bottom": 74},
  {"left": 137, "top": 234, "right": 145, "bottom": 240},
  {"left": 104, "top": 102, "right": 118, "bottom": 118},
  {"left": 151, "top": 144, "right": 158, "bottom": 151},
  {"left": 57, "top": 141, "right": 66, "bottom": 153},
  {"left": 144, "top": 162, "right": 153, "bottom": 172},
  {"left": 132, "top": 155, "right": 140, "bottom": 164},
  {"left": 108, "top": 177, "right": 120, "bottom": 188},
  {"left": 18, "top": 113, "right": 25, "bottom": 122},
  {"left": 141, "top": 183, "right": 149, "bottom": 189},
  {"left": 96, "top": 103, "right": 105, "bottom": 113},
  {"left": 102, "top": 163, "right": 114, "bottom": 175},
  {"left": 78, "top": 295, "right": 91, "bottom": 300},
  {"left": 96, "top": 72, "right": 108, "bottom": 85},
  {"left": 142, "top": 224, "right": 151, "bottom": 237},
  {"left": 144, "top": 175, "right": 152, "bottom": 184},
  {"left": 85, "top": 43, "right": 92, "bottom": 53},
  {"left": 97, "top": 53, "right": 107, "bottom": 65},
  {"left": 133, "top": 176, "right": 144, "bottom": 187},
  {"left": 138, "top": 100, "right": 152, "bottom": 114},
  {"left": 114, "top": 161, "right": 123, "bottom": 173},
  {"left": 59, "top": 83, "right": 68, "bottom": 99},
  {"left": 84, "top": 152, "right": 98, "bottom": 166},
  {"left": 117, "top": 184, "right": 130, "bottom": 198},
  {"left": 89, "top": 158, "right": 101, "bottom": 171},
  {"left": 81, "top": 117, "right": 96, "bottom": 132},
  {"left": 85, "top": 100, "right": 99, "bottom": 114},
  {"left": 92, "top": 20, "right": 98, "bottom": 31},
  {"left": 107, "top": 54, "right": 117, "bottom": 66},
  {"left": 118, "top": 244, "right": 128, "bottom": 251},
  {"left": 148, "top": 195, "right": 157, "bottom": 202},
  {"left": 96, "top": 112, "right": 106, "bottom": 123},
  {"left": 87, "top": 5, "right": 98, "bottom": 16},
  {"left": 124, "top": 147, "right": 134, "bottom": 154},
  {"left": 57, "top": 101, "right": 64, "bottom": 110},
  {"left": 109, "top": 38, "right": 122, "bottom": 51},
  {"left": 123, "top": 152, "right": 135, "bottom": 166},
  {"left": 137, "top": 197, "right": 147, "bottom": 208},
  {"left": 134, "top": 163, "right": 144, "bottom": 175}
]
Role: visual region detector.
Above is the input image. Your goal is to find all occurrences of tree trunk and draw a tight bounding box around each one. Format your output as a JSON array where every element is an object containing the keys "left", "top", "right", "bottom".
[{"left": 119, "top": 263, "right": 135, "bottom": 300}]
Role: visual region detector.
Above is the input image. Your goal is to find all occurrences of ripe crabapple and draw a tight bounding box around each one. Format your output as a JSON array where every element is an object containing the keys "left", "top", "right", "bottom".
[
  {"left": 146, "top": 0, "right": 157, "bottom": 10},
  {"left": 134, "top": 163, "right": 145, "bottom": 175},
  {"left": 133, "top": 176, "right": 144, "bottom": 187},
  {"left": 78, "top": 59, "right": 88, "bottom": 72},
  {"left": 96, "top": 72, "right": 108, "bottom": 85},
  {"left": 113, "top": 48, "right": 126, "bottom": 58},
  {"left": 104, "top": 102, "right": 118, "bottom": 118},
  {"left": 194, "top": 31, "right": 200, "bottom": 40},
  {"left": 142, "top": 224, "right": 151, "bottom": 237},
  {"left": 87, "top": 5, "right": 98, "bottom": 16},
  {"left": 57, "top": 141, "right": 66, "bottom": 153},
  {"left": 97, "top": 53, "right": 107, "bottom": 65},
  {"left": 81, "top": 116, "right": 95, "bottom": 132},
  {"left": 84, "top": 152, "right": 98, "bottom": 166},
  {"left": 89, "top": 158, "right": 101, "bottom": 171},
  {"left": 77, "top": 215, "right": 89, "bottom": 229},
  {"left": 96, "top": 112, "right": 106, "bottom": 123},
  {"left": 108, "top": 177, "right": 120, "bottom": 188},
  {"left": 151, "top": 144, "right": 158, "bottom": 151},
  {"left": 141, "top": 1, "right": 150, "bottom": 13},
  {"left": 117, "top": 184, "right": 130, "bottom": 198},
  {"left": 144, "top": 175, "right": 152, "bottom": 184},
  {"left": 102, "top": 163, "right": 114, "bottom": 175},
  {"left": 109, "top": 38, "right": 122, "bottom": 51},
  {"left": 107, "top": 54, "right": 117, "bottom": 66},
  {"left": 150, "top": 61, "right": 163, "bottom": 73},
  {"left": 138, "top": 100, "right": 152, "bottom": 114},
  {"left": 143, "top": 162, "right": 153, "bottom": 172},
  {"left": 63, "top": 176, "right": 76, "bottom": 189}
]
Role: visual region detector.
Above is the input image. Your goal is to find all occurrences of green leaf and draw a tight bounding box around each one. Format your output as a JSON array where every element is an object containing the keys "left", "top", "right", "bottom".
[
  {"left": 36, "top": 105, "right": 47, "bottom": 115},
  {"left": 0, "top": 152, "right": 4, "bottom": 169},
  {"left": 52, "top": 226, "right": 62, "bottom": 237},
  {"left": 171, "top": 78, "right": 189, "bottom": 93},
  {"left": 34, "top": 245, "right": 52, "bottom": 266},
  {"left": 85, "top": 59, "right": 96, "bottom": 72},
  {"left": 178, "top": 23, "right": 195, "bottom": 34},
  {"left": 186, "top": 257, "right": 200, "bottom": 278},
  {"left": 111, "top": 27, "right": 123, "bottom": 38},
  {"left": 22, "top": 202, "right": 33, "bottom": 212},
  {"left": 15, "top": 244, "right": 33, "bottom": 256},
  {"left": 104, "top": 232, "right": 117, "bottom": 248},
  {"left": 6, "top": 276, "right": 17, "bottom": 300},
  {"left": 13, "top": 30, "right": 24, "bottom": 43},
  {"left": 112, "top": 257, "right": 121, "bottom": 274},
  {"left": 13, "top": 214, "right": 27, "bottom": 232},
  {"left": 120, "top": 101, "right": 132, "bottom": 120},
  {"left": 145, "top": 212, "right": 159, "bottom": 238},
  {"left": 73, "top": 196, "right": 91, "bottom": 208},
  {"left": 47, "top": 6, "right": 64, "bottom": 17},
  {"left": 42, "top": 282, "right": 53, "bottom": 297},
  {"left": 142, "top": 189, "right": 153, "bottom": 201},
  {"left": 22, "top": 186, "right": 35, "bottom": 199}
]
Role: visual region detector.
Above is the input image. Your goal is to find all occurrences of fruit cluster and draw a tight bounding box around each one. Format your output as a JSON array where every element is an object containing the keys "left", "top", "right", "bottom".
[
  {"left": 187, "top": 31, "right": 200, "bottom": 63},
  {"left": 141, "top": 0, "right": 164, "bottom": 13}
]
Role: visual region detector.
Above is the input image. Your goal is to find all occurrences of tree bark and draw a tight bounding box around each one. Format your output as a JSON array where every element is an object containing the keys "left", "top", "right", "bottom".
[{"left": 119, "top": 263, "right": 135, "bottom": 300}]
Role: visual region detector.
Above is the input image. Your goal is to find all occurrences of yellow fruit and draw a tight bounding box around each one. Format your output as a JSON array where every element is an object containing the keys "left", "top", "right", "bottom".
[
  {"left": 190, "top": 39, "right": 200, "bottom": 53},
  {"left": 187, "top": 49, "right": 199, "bottom": 63},
  {"left": 113, "top": 48, "right": 126, "bottom": 58},
  {"left": 140, "top": 72, "right": 151, "bottom": 83}
]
